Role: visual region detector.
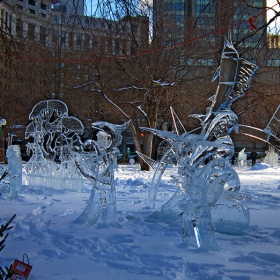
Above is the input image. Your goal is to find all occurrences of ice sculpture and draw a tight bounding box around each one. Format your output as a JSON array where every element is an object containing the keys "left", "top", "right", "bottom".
[
  {"left": 73, "top": 121, "right": 130, "bottom": 226},
  {"left": 264, "top": 146, "right": 279, "bottom": 167},
  {"left": 237, "top": 148, "right": 247, "bottom": 168},
  {"left": 140, "top": 37, "right": 257, "bottom": 250},
  {"left": 24, "top": 100, "right": 84, "bottom": 191},
  {"left": 6, "top": 145, "right": 22, "bottom": 198}
]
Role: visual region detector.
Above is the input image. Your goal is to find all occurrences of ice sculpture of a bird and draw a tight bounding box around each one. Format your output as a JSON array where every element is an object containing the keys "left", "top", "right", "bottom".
[
  {"left": 91, "top": 120, "right": 131, "bottom": 147},
  {"left": 136, "top": 37, "right": 256, "bottom": 247}
]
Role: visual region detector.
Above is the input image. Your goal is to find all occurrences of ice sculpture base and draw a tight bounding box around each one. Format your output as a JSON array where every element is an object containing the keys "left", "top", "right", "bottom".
[
  {"left": 24, "top": 161, "right": 84, "bottom": 192},
  {"left": 146, "top": 197, "right": 250, "bottom": 235}
]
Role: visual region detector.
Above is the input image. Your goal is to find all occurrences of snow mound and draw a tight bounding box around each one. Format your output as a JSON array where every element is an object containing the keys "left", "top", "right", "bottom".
[{"left": 250, "top": 163, "right": 268, "bottom": 170}]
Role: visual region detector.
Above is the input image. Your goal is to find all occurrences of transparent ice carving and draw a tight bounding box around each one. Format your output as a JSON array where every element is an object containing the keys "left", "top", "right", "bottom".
[
  {"left": 140, "top": 37, "right": 257, "bottom": 250},
  {"left": 238, "top": 148, "right": 247, "bottom": 168},
  {"left": 24, "top": 100, "right": 84, "bottom": 191},
  {"left": 264, "top": 146, "right": 279, "bottom": 168},
  {"left": 212, "top": 198, "right": 250, "bottom": 234},
  {"left": 6, "top": 145, "right": 22, "bottom": 198},
  {"left": 73, "top": 121, "right": 130, "bottom": 227}
]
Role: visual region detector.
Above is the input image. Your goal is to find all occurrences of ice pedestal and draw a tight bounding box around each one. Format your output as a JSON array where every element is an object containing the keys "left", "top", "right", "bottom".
[{"left": 6, "top": 145, "right": 22, "bottom": 198}]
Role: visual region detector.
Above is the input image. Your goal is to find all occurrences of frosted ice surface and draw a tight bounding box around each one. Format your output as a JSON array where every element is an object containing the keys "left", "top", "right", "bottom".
[
  {"left": 238, "top": 148, "right": 247, "bottom": 168},
  {"left": 264, "top": 146, "right": 279, "bottom": 168}
]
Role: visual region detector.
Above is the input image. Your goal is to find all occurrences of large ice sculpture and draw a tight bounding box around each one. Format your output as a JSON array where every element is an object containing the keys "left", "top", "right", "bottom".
[
  {"left": 6, "top": 145, "right": 22, "bottom": 198},
  {"left": 24, "top": 100, "right": 84, "bottom": 191},
  {"left": 73, "top": 121, "right": 130, "bottom": 226},
  {"left": 140, "top": 37, "right": 257, "bottom": 250}
]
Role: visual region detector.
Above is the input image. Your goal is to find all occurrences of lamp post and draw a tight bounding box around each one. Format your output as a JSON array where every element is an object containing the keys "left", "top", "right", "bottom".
[{"left": 0, "top": 118, "right": 7, "bottom": 163}]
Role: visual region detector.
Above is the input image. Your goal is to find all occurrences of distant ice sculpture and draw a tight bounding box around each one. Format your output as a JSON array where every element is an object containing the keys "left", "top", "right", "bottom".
[
  {"left": 6, "top": 145, "right": 22, "bottom": 198},
  {"left": 264, "top": 146, "right": 279, "bottom": 168},
  {"left": 238, "top": 148, "right": 247, "bottom": 168},
  {"left": 140, "top": 37, "right": 257, "bottom": 250},
  {"left": 24, "top": 100, "right": 84, "bottom": 191},
  {"left": 73, "top": 121, "right": 130, "bottom": 227}
]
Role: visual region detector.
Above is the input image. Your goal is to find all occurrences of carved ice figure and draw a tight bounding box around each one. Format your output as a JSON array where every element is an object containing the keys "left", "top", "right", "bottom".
[
  {"left": 73, "top": 121, "right": 130, "bottom": 226},
  {"left": 139, "top": 36, "right": 257, "bottom": 250},
  {"left": 24, "top": 100, "right": 84, "bottom": 191},
  {"left": 6, "top": 145, "right": 22, "bottom": 198},
  {"left": 238, "top": 148, "right": 247, "bottom": 168},
  {"left": 264, "top": 146, "right": 279, "bottom": 167}
]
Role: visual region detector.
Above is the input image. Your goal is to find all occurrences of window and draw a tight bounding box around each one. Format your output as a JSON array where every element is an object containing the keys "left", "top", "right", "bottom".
[
  {"left": 52, "top": 30, "right": 58, "bottom": 43},
  {"left": 92, "top": 36, "right": 98, "bottom": 50},
  {"left": 27, "top": 23, "right": 35, "bottom": 41},
  {"left": 28, "top": 0, "right": 36, "bottom": 6},
  {"left": 5, "top": 12, "right": 8, "bottom": 31},
  {"left": 0, "top": 10, "right": 4, "bottom": 28},
  {"left": 107, "top": 38, "right": 112, "bottom": 53},
  {"left": 122, "top": 39, "right": 127, "bottom": 54},
  {"left": 267, "top": 60, "right": 280, "bottom": 67},
  {"left": 41, "top": 3, "right": 46, "bottom": 10},
  {"left": 16, "top": 18, "right": 23, "bottom": 37},
  {"left": 61, "top": 32, "right": 66, "bottom": 47},
  {"left": 29, "top": 9, "right": 35, "bottom": 14},
  {"left": 76, "top": 33, "right": 82, "bottom": 49},
  {"left": 68, "top": 32, "right": 73, "bottom": 49},
  {"left": 52, "top": 16, "right": 58, "bottom": 23},
  {"left": 40, "top": 26, "right": 46, "bottom": 45},
  {"left": 115, "top": 38, "right": 121, "bottom": 54},
  {"left": 85, "top": 34, "right": 90, "bottom": 47}
]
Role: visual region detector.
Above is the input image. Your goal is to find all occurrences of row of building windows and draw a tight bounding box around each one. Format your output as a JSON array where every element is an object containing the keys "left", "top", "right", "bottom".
[
  {"left": 163, "top": 3, "right": 185, "bottom": 11},
  {"left": 267, "top": 60, "right": 280, "bottom": 66},
  {"left": 0, "top": 5, "right": 143, "bottom": 54}
]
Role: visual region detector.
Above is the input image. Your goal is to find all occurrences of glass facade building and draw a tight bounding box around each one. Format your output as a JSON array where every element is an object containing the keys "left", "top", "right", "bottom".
[{"left": 153, "top": 0, "right": 266, "bottom": 47}]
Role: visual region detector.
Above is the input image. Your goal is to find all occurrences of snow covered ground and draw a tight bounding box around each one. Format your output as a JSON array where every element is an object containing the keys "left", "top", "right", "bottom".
[{"left": 0, "top": 162, "right": 280, "bottom": 280}]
